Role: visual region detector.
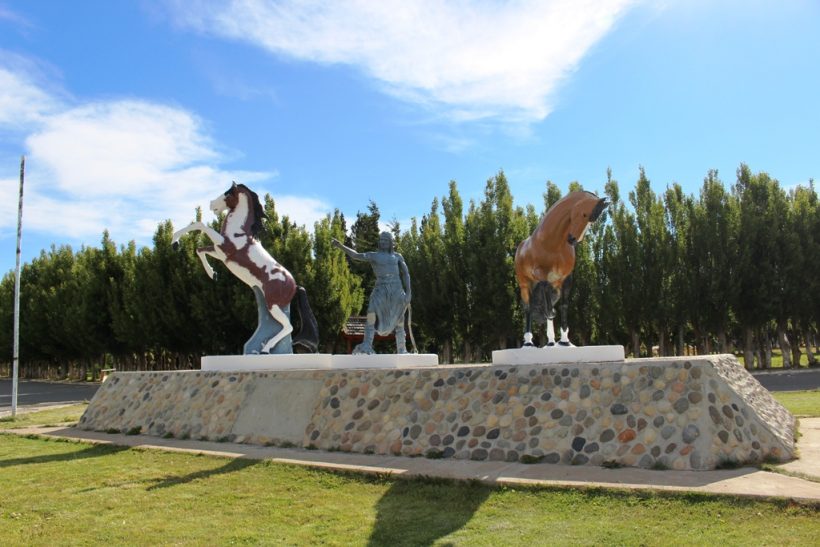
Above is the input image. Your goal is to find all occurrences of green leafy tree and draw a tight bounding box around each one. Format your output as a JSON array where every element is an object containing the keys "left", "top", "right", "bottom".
[
  {"left": 307, "top": 210, "right": 364, "bottom": 351},
  {"left": 441, "top": 181, "right": 469, "bottom": 362},
  {"left": 463, "top": 171, "right": 529, "bottom": 358}
]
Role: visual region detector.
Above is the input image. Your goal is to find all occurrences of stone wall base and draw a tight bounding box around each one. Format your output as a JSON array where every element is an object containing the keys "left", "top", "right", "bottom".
[{"left": 78, "top": 355, "right": 795, "bottom": 470}]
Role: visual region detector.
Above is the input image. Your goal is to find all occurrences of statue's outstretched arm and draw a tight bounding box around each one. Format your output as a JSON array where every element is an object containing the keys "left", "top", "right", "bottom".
[
  {"left": 398, "top": 254, "right": 412, "bottom": 304},
  {"left": 332, "top": 238, "right": 367, "bottom": 261}
]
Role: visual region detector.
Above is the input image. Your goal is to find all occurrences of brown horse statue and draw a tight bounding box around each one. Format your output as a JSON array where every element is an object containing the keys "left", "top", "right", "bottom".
[{"left": 514, "top": 190, "right": 607, "bottom": 347}]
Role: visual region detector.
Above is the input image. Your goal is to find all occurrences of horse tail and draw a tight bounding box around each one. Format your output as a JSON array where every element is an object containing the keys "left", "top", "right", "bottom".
[{"left": 291, "top": 286, "right": 319, "bottom": 353}]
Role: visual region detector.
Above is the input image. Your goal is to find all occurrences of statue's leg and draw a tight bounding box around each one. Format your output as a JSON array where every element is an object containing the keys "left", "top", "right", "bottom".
[
  {"left": 172, "top": 221, "right": 224, "bottom": 248},
  {"left": 353, "top": 312, "right": 376, "bottom": 355},
  {"left": 245, "top": 286, "right": 270, "bottom": 354},
  {"left": 260, "top": 305, "right": 293, "bottom": 354},
  {"left": 558, "top": 275, "right": 574, "bottom": 347},
  {"left": 544, "top": 284, "right": 558, "bottom": 347},
  {"left": 196, "top": 245, "right": 223, "bottom": 280},
  {"left": 521, "top": 282, "right": 534, "bottom": 347},
  {"left": 395, "top": 325, "right": 407, "bottom": 354},
  {"left": 545, "top": 318, "right": 556, "bottom": 347}
]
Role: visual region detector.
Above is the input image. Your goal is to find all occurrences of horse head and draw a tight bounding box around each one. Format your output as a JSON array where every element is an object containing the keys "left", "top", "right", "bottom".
[
  {"left": 211, "top": 182, "right": 268, "bottom": 237},
  {"left": 567, "top": 192, "right": 608, "bottom": 246}
]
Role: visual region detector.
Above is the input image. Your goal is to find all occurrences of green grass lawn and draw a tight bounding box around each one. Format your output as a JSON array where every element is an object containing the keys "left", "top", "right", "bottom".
[
  {"left": 0, "top": 435, "right": 817, "bottom": 546},
  {"left": 0, "top": 404, "right": 88, "bottom": 429},
  {"left": 772, "top": 390, "right": 820, "bottom": 417},
  {"left": 0, "top": 388, "right": 816, "bottom": 544}
]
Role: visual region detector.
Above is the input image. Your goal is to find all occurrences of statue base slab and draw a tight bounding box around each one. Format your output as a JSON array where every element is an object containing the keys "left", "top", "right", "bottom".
[
  {"left": 332, "top": 354, "right": 439, "bottom": 369},
  {"left": 201, "top": 353, "right": 439, "bottom": 372},
  {"left": 492, "top": 345, "right": 624, "bottom": 366},
  {"left": 202, "top": 354, "right": 332, "bottom": 372}
]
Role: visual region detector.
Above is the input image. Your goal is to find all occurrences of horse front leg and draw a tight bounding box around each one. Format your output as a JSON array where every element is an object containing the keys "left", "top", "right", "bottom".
[
  {"left": 558, "top": 275, "right": 574, "bottom": 347},
  {"left": 196, "top": 245, "right": 222, "bottom": 280},
  {"left": 172, "top": 221, "right": 225, "bottom": 249}
]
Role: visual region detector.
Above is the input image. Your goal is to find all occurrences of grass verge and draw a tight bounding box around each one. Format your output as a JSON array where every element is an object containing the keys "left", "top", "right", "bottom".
[
  {"left": 0, "top": 435, "right": 818, "bottom": 545},
  {"left": 772, "top": 390, "right": 820, "bottom": 417},
  {"left": 0, "top": 404, "right": 88, "bottom": 430}
]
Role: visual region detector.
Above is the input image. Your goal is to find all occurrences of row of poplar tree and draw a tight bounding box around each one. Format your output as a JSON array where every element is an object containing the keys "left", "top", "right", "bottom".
[{"left": 0, "top": 164, "right": 817, "bottom": 380}]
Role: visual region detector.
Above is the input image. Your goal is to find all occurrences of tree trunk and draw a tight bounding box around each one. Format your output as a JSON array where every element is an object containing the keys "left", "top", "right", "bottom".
[
  {"left": 676, "top": 325, "right": 685, "bottom": 356},
  {"left": 743, "top": 328, "right": 755, "bottom": 369},
  {"left": 630, "top": 329, "right": 640, "bottom": 358},
  {"left": 777, "top": 321, "right": 792, "bottom": 368},
  {"left": 442, "top": 339, "right": 452, "bottom": 365},
  {"left": 717, "top": 329, "right": 728, "bottom": 354},
  {"left": 805, "top": 327, "right": 817, "bottom": 366},
  {"left": 759, "top": 330, "right": 772, "bottom": 369},
  {"left": 789, "top": 327, "right": 802, "bottom": 368},
  {"left": 656, "top": 329, "right": 665, "bottom": 357}
]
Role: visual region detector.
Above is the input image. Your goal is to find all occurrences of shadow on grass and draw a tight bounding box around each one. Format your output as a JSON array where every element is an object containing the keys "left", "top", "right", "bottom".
[
  {"left": 367, "top": 477, "right": 491, "bottom": 546},
  {"left": 0, "top": 442, "right": 129, "bottom": 468},
  {"left": 147, "top": 457, "right": 259, "bottom": 490}
]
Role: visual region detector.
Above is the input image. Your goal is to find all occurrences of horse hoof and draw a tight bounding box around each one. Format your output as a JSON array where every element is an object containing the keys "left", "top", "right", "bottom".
[
  {"left": 558, "top": 341, "right": 572, "bottom": 347},
  {"left": 522, "top": 342, "right": 534, "bottom": 348},
  {"left": 546, "top": 342, "right": 555, "bottom": 347}
]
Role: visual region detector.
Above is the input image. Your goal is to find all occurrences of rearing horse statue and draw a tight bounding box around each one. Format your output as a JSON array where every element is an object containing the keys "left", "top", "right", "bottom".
[
  {"left": 514, "top": 190, "right": 607, "bottom": 347},
  {"left": 171, "top": 182, "right": 318, "bottom": 354}
]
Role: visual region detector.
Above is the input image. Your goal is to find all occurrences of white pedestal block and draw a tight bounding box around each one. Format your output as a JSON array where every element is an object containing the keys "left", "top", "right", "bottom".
[
  {"left": 201, "top": 353, "right": 333, "bottom": 372},
  {"left": 201, "top": 353, "right": 440, "bottom": 372},
  {"left": 492, "top": 345, "right": 625, "bottom": 366},
  {"left": 331, "top": 354, "right": 439, "bottom": 369}
]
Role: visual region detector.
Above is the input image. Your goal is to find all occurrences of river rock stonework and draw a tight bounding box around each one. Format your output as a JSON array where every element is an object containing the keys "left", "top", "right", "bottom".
[{"left": 78, "top": 354, "right": 795, "bottom": 470}]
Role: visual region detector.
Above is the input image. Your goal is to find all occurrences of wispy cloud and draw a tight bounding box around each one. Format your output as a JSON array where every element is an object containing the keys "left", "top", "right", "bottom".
[
  {"left": 0, "top": 59, "right": 329, "bottom": 246},
  {"left": 168, "top": 0, "right": 639, "bottom": 123},
  {"left": 0, "top": 66, "right": 60, "bottom": 128}
]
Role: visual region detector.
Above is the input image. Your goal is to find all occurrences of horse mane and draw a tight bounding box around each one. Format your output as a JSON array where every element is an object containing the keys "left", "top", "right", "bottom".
[{"left": 236, "top": 183, "right": 267, "bottom": 237}]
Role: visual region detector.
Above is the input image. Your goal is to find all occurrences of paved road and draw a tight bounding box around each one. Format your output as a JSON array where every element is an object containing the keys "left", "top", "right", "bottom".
[
  {"left": 1, "top": 368, "right": 817, "bottom": 413},
  {"left": 0, "top": 379, "right": 99, "bottom": 413},
  {"left": 752, "top": 369, "right": 820, "bottom": 392}
]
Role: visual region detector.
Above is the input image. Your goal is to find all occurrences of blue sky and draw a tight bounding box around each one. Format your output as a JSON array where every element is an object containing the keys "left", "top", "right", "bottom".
[{"left": 1, "top": 0, "right": 818, "bottom": 275}]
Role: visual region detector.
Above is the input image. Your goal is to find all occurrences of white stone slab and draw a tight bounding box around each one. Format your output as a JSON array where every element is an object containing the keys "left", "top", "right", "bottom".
[
  {"left": 492, "top": 345, "right": 625, "bottom": 366},
  {"left": 331, "top": 354, "right": 439, "bottom": 369},
  {"left": 201, "top": 353, "right": 333, "bottom": 372}
]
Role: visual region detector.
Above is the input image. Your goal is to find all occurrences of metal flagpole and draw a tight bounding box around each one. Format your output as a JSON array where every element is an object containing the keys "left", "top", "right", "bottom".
[{"left": 12, "top": 156, "right": 24, "bottom": 418}]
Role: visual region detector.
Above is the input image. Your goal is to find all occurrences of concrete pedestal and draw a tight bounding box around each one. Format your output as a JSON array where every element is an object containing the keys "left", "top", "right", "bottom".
[{"left": 492, "top": 345, "right": 624, "bottom": 365}]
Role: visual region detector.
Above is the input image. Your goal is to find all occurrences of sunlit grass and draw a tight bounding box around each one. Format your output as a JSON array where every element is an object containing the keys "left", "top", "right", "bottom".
[
  {"left": 0, "top": 435, "right": 817, "bottom": 545},
  {"left": 0, "top": 404, "right": 88, "bottom": 429},
  {"left": 772, "top": 390, "right": 820, "bottom": 417}
]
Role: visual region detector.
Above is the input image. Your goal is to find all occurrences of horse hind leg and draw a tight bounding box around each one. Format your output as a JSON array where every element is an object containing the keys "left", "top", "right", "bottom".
[
  {"left": 558, "top": 275, "right": 575, "bottom": 347},
  {"left": 291, "top": 286, "right": 319, "bottom": 353},
  {"left": 261, "top": 305, "right": 293, "bottom": 354}
]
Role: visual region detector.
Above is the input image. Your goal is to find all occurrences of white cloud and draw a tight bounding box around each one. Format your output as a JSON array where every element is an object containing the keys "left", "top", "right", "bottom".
[
  {"left": 169, "top": 0, "right": 639, "bottom": 123},
  {"left": 0, "top": 62, "right": 328, "bottom": 246},
  {"left": 0, "top": 66, "right": 60, "bottom": 128},
  {"left": 272, "top": 195, "right": 332, "bottom": 229}
]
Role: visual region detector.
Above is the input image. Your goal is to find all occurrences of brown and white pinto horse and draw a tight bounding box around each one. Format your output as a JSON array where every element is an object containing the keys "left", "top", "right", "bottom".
[
  {"left": 514, "top": 190, "right": 607, "bottom": 347},
  {"left": 172, "top": 182, "right": 300, "bottom": 353}
]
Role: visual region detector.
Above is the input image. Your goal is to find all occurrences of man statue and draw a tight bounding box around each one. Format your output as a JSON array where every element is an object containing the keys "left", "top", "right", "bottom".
[{"left": 332, "top": 232, "right": 412, "bottom": 354}]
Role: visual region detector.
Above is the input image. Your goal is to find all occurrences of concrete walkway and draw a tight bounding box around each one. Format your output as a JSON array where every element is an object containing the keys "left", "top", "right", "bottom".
[{"left": 5, "top": 418, "right": 820, "bottom": 504}]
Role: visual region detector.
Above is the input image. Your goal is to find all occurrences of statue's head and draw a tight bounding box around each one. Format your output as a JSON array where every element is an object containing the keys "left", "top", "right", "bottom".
[
  {"left": 378, "top": 231, "right": 394, "bottom": 252},
  {"left": 568, "top": 192, "right": 608, "bottom": 245}
]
